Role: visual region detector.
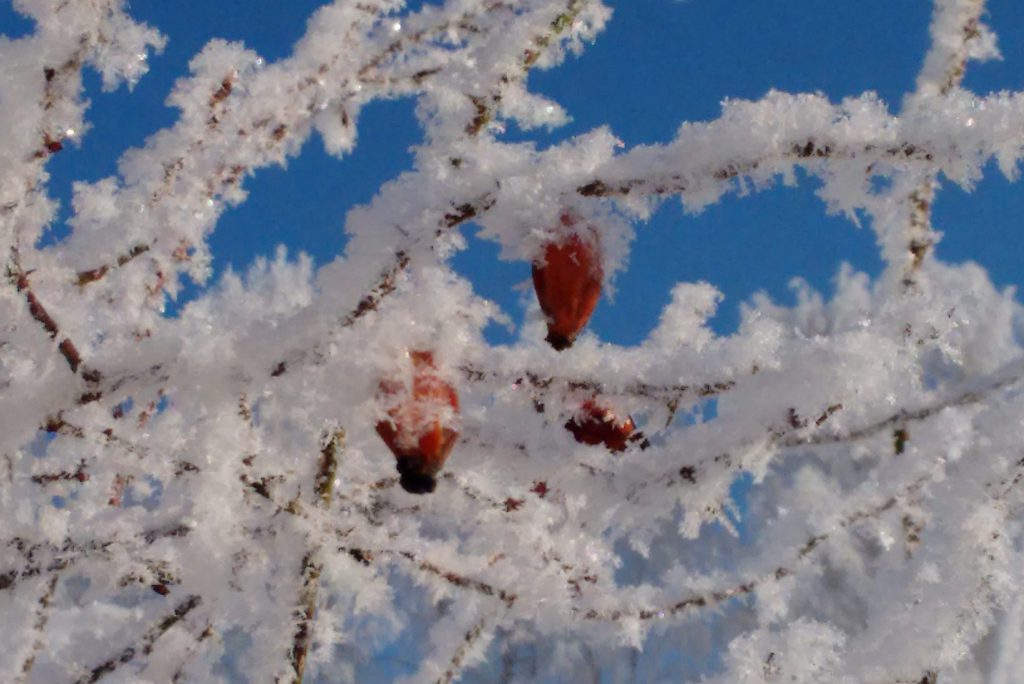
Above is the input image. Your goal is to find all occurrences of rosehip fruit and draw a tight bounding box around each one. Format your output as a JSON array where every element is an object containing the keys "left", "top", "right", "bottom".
[
  {"left": 532, "top": 214, "right": 602, "bottom": 351},
  {"left": 565, "top": 400, "right": 636, "bottom": 453},
  {"left": 376, "top": 351, "right": 459, "bottom": 494}
]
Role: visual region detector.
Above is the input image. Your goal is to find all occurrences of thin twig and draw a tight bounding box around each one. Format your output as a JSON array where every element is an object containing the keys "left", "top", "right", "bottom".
[
  {"left": 287, "top": 429, "right": 344, "bottom": 684},
  {"left": 75, "top": 595, "right": 202, "bottom": 684},
  {"left": 16, "top": 573, "right": 60, "bottom": 683},
  {"left": 8, "top": 253, "right": 100, "bottom": 383},
  {"left": 435, "top": 612, "right": 497, "bottom": 684},
  {"left": 170, "top": 623, "right": 216, "bottom": 684},
  {"left": 582, "top": 474, "right": 931, "bottom": 622},
  {"left": 630, "top": 357, "right": 1024, "bottom": 500},
  {"left": 464, "top": 0, "right": 587, "bottom": 135},
  {"left": 900, "top": 0, "right": 988, "bottom": 289},
  {"left": 460, "top": 363, "right": 736, "bottom": 404},
  {"left": 576, "top": 139, "right": 938, "bottom": 199}
]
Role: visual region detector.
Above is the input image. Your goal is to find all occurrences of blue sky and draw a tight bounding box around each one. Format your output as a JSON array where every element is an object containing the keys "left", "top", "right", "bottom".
[{"left": 4, "top": 0, "right": 1024, "bottom": 343}]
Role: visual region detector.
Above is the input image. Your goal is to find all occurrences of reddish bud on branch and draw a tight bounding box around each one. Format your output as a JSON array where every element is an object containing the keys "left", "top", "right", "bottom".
[
  {"left": 565, "top": 400, "right": 639, "bottom": 453},
  {"left": 532, "top": 212, "right": 603, "bottom": 351},
  {"left": 376, "top": 351, "right": 460, "bottom": 494}
]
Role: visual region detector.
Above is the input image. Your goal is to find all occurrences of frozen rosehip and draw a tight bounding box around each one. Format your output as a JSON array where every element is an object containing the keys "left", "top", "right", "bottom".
[
  {"left": 376, "top": 350, "right": 460, "bottom": 494},
  {"left": 565, "top": 400, "right": 636, "bottom": 453},
  {"left": 532, "top": 213, "right": 602, "bottom": 351}
]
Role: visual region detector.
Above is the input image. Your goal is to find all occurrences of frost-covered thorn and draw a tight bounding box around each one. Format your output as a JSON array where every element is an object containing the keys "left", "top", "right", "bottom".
[
  {"left": 465, "top": 95, "right": 492, "bottom": 135},
  {"left": 209, "top": 76, "right": 234, "bottom": 107},
  {"left": 411, "top": 67, "right": 441, "bottom": 84},
  {"left": 577, "top": 179, "right": 610, "bottom": 196},
  {"left": 77, "top": 243, "right": 151, "bottom": 286}
]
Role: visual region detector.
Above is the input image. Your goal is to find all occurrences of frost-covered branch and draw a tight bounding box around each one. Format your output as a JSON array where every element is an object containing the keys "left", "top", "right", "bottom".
[
  {"left": 897, "top": 0, "right": 996, "bottom": 289},
  {"left": 286, "top": 429, "right": 343, "bottom": 684},
  {"left": 15, "top": 573, "right": 59, "bottom": 683},
  {"left": 74, "top": 594, "right": 202, "bottom": 684}
]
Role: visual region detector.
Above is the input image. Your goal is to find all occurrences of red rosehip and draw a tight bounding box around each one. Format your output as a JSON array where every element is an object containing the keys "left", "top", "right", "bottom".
[
  {"left": 565, "top": 400, "right": 636, "bottom": 453},
  {"left": 532, "top": 213, "right": 602, "bottom": 351},
  {"left": 376, "top": 350, "right": 459, "bottom": 494}
]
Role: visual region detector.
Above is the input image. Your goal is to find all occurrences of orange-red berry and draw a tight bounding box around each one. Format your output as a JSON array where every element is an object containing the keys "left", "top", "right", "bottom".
[
  {"left": 532, "top": 213, "right": 602, "bottom": 351},
  {"left": 376, "top": 351, "right": 459, "bottom": 494}
]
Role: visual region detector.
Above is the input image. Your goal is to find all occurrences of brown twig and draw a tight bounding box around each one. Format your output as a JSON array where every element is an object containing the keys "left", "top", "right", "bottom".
[
  {"left": 435, "top": 612, "right": 497, "bottom": 684},
  {"left": 170, "top": 623, "right": 216, "bottom": 684},
  {"left": 16, "top": 573, "right": 60, "bottom": 683},
  {"left": 1, "top": 525, "right": 193, "bottom": 596},
  {"left": 464, "top": 0, "right": 587, "bottom": 136},
  {"left": 461, "top": 362, "right": 735, "bottom": 405},
  {"left": 287, "top": 429, "right": 344, "bottom": 684},
  {"left": 8, "top": 257, "right": 97, "bottom": 381},
  {"left": 75, "top": 594, "right": 202, "bottom": 684},
  {"left": 575, "top": 139, "right": 937, "bottom": 199},
  {"left": 631, "top": 358, "right": 1023, "bottom": 500},
  {"left": 900, "top": 0, "right": 988, "bottom": 289},
  {"left": 75, "top": 244, "right": 150, "bottom": 287},
  {"left": 586, "top": 376, "right": 1024, "bottom": 626},
  {"left": 582, "top": 474, "right": 932, "bottom": 622},
  {"left": 269, "top": 192, "right": 495, "bottom": 379}
]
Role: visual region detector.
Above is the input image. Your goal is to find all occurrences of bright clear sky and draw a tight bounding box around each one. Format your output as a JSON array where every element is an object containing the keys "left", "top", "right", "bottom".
[{"left": 4, "top": 0, "right": 1024, "bottom": 343}]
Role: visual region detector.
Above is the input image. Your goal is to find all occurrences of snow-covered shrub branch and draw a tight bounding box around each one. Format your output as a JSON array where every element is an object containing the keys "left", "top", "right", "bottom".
[{"left": 4, "top": 0, "right": 1024, "bottom": 682}]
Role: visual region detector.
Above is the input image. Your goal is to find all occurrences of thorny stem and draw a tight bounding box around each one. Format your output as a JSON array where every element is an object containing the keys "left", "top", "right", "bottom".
[
  {"left": 436, "top": 612, "right": 497, "bottom": 684},
  {"left": 342, "top": 545, "right": 517, "bottom": 608},
  {"left": 1, "top": 524, "right": 192, "bottom": 596},
  {"left": 7, "top": 251, "right": 101, "bottom": 385},
  {"left": 287, "top": 429, "right": 343, "bottom": 684},
  {"left": 459, "top": 362, "right": 736, "bottom": 405},
  {"left": 268, "top": 192, "right": 495, "bottom": 379},
  {"left": 75, "top": 243, "right": 151, "bottom": 287},
  {"left": 16, "top": 573, "right": 60, "bottom": 683},
  {"left": 900, "top": 0, "right": 988, "bottom": 290},
  {"left": 240, "top": 462, "right": 519, "bottom": 608},
  {"left": 576, "top": 139, "right": 940, "bottom": 199},
  {"left": 74, "top": 594, "right": 202, "bottom": 684},
  {"left": 465, "top": 0, "right": 587, "bottom": 136},
  {"left": 587, "top": 366, "right": 1024, "bottom": 625},
  {"left": 630, "top": 355, "right": 1024, "bottom": 500},
  {"left": 581, "top": 473, "right": 936, "bottom": 622},
  {"left": 50, "top": 106, "right": 992, "bottom": 417},
  {"left": 170, "top": 623, "right": 216, "bottom": 684}
]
